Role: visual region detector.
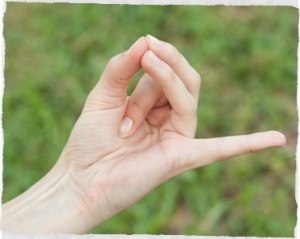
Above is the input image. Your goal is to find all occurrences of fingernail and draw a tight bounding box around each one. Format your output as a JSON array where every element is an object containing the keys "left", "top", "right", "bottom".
[
  {"left": 119, "top": 117, "right": 133, "bottom": 138},
  {"left": 128, "top": 37, "right": 143, "bottom": 53},
  {"left": 147, "top": 34, "right": 160, "bottom": 43},
  {"left": 146, "top": 51, "right": 161, "bottom": 67},
  {"left": 272, "top": 131, "right": 287, "bottom": 146},
  {"left": 147, "top": 34, "right": 163, "bottom": 48}
]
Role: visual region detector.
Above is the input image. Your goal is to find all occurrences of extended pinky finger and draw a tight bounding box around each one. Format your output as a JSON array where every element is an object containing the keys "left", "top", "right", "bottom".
[{"left": 188, "top": 131, "right": 286, "bottom": 168}]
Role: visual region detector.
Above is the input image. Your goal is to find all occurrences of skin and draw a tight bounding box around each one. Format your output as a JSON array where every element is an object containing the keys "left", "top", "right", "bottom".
[{"left": 1, "top": 35, "right": 286, "bottom": 234}]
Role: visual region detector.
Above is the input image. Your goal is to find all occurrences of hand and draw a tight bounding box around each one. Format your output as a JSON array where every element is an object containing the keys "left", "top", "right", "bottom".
[
  {"left": 2, "top": 35, "right": 286, "bottom": 234},
  {"left": 61, "top": 35, "right": 286, "bottom": 231}
]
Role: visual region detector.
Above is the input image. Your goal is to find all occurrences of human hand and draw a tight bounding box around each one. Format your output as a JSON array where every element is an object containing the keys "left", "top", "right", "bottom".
[
  {"left": 2, "top": 35, "right": 286, "bottom": 234},
  {"left": 59, "top": 35, "right": 286, "bottom": 232}
]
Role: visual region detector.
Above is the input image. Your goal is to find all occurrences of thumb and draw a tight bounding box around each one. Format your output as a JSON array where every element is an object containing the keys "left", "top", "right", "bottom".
[
  {"left": 85, "top": 36, "right": 148, "bottom": 111},
  {"left": 187, "top": 131, "right": 286, "bottom": 169}
]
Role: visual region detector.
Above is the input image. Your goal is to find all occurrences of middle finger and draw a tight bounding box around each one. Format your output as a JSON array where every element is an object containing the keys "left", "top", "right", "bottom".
[{"left": 146, "top": 35, "right": 201, "bottom": 101}]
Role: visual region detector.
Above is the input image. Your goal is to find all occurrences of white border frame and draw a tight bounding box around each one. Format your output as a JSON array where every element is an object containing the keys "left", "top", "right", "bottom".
[
  {"left": 1, "top": 1, "right": 298, "bottom": 239},
  {"left": 3, "top": 0, "right": 299, "bottom": 7}
]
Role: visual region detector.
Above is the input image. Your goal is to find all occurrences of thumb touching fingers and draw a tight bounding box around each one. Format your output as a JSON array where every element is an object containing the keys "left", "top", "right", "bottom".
[{"left": 85, "top": 37, "right": 148, "bottom": 110}]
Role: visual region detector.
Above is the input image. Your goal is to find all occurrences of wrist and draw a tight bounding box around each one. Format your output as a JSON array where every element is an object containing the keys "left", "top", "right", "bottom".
[{"left": 2, "top": 159, "right": 96, "bottom": 234}]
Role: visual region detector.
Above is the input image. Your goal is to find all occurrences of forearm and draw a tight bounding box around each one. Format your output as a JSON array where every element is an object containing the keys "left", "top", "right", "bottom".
[{"left": 1, "top": 160, "right": 95, "bottom": 234}]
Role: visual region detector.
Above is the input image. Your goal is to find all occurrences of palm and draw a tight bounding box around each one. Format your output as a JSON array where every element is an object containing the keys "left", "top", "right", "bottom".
[{"left": 64, "top": 99, "right": 194, "bottom": 219}]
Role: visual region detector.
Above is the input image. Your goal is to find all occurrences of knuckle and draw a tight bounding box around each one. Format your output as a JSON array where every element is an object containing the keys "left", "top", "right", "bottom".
[
  {"left": 164, "top": 43, "right": 179, "bottom": 59},
  {"left": 128, "top": 98, "right": 145, "bottom": 117},
  {"left": 164, "top": 42, "right": 196, "bottom": 66},
  {"left": 166, "top": 43, "right": 178, "bottom": 54},
  {"left": 210, "top": 141, "right": 224, "bottom": 161},
  {"left": 107, "top": 55, "right": 119, "bottom": 68},
  {"left": 105, "top": 53, "right": 130, "bottom": 84},
  {"left": 105, "top": 57, "right": 119, "bottom": 75},
  {"left": 195, "top": 71, "right": 202, "bottom": 85},
  {"left": 106, "top": 53, "right": 126, "bottom": 73},
  {"left": 185, "top": 98, "right": 198, "bottom": 115},
  {"left": 192, "top": 71, "right": 201, "bottom": 89},
  {"left": 161, "top": 66, "right": 177, "bottom": 86},
  {"left": 165, "top": 44, "right": 187, "bottom": 68},
  {"left": 215, "top": 140, "right": 229, "bottom": 161}
]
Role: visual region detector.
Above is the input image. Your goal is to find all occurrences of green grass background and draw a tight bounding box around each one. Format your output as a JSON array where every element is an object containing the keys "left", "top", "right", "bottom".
[{"left": 3, "top": 3, "right": 297, "bottom": 236}]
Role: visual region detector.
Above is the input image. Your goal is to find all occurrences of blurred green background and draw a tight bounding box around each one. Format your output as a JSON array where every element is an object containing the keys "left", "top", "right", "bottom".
[{"left": 3, "top": 3, "right": 297, "bottom": 236}]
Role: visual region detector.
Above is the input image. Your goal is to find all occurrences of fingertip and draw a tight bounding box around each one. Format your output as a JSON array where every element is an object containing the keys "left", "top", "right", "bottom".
[
  {"left": 145, "top": 34, "right": 152, "bottom": 45},
  {"left": 145, "top": 34, "right": 164, "bottom": 48},
  {"left": 141, "top": 50, "right": 152, "bottom": 66},
  {"left": 249, "top": 130, "right": 287, "bottom": 148},
  {"left": 143, "top": 49, "right": 152, "bottom": 57},
  {"left": 123, "top": 101, "right": 144, "bottom": 136},
  {"left": 146, "top": 34, "right": 159, "bottom": 42},
  {"left": 142, "top": 50, "right": 162, "bottom": 69},
  {"left": 126, "top": 36, "right": 148, "bottom": 59},
  {"left": 268, "top": 130, "right": 287, "bottom": 146},
  {"left": 119, "top": 117, "right": 134, "bottom": 138}
]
